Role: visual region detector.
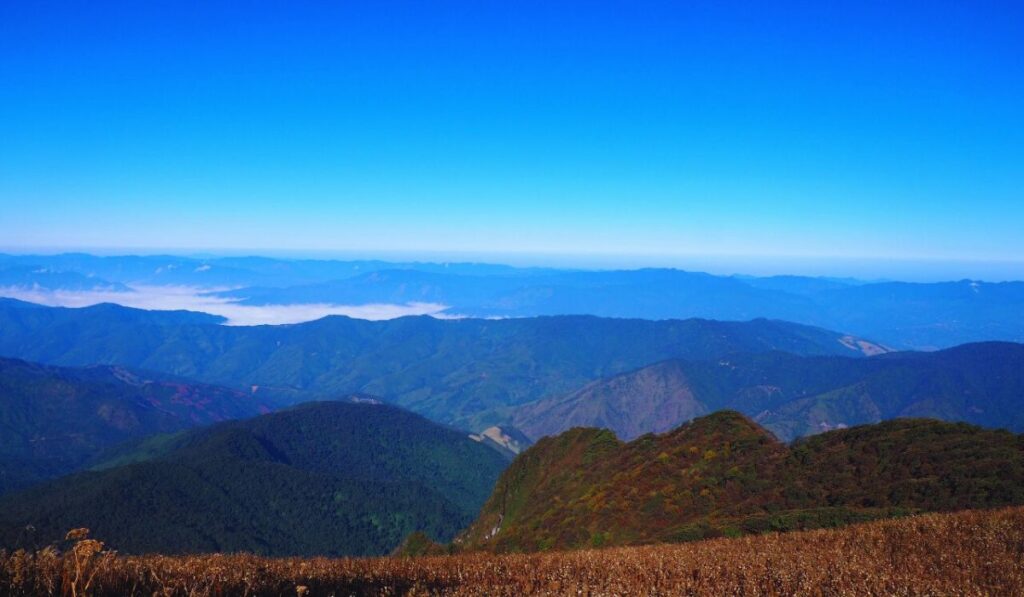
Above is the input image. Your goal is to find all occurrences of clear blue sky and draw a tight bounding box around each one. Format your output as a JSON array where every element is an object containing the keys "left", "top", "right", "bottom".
[{"left": 1, "top": 1, "right": 1022, "bottom": 275}]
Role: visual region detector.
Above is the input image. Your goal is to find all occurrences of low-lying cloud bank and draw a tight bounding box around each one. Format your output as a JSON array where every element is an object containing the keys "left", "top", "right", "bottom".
[{"left": 0, "top": 285, "right": 453, "bottom": 325}]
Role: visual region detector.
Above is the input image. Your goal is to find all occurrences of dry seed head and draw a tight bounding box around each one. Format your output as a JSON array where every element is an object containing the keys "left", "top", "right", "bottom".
[{"left": 64, "top": 528, "right": 90, "bottom": 541}]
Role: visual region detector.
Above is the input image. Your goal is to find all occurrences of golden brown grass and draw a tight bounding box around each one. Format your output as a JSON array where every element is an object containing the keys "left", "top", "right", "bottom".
[{"left": 3, "top": 506, "right": 1024, "bottom": 596}]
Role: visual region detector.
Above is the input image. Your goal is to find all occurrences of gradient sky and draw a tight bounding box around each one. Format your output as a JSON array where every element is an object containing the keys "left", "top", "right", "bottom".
[{"left": 1, "top": 1, "right": 1022, "bottom": 274}]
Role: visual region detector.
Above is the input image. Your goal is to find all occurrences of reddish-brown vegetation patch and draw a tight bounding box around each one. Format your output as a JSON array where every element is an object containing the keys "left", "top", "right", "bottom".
[{"left": 3, "top": 506, "right": 1023, "bottom": 595}]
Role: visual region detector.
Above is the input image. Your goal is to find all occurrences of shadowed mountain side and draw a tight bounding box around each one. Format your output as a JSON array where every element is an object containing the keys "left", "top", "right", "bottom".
[
  {"left": 0, "top": 357, "right": 269, "bottom": 495},
  {"left": 511, "top": 342, "right": 1024, "bottom": 442},
  {"left": 512, "top": 360, "right": 711, "bottom": 441}
]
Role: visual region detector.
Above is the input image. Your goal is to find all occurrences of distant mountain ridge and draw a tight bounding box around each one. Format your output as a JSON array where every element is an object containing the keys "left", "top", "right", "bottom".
[
  {"left": 0, "top": 401, "right": 509, "bottom": 557},
  {"left": 2, "top": 253, "right": 1022, "bottom": 348},
  {"left": 210, "top": 269, "right": 1024, "bottom": 349},
  {"left": 0, "top": 357, "right": 267, "bottom": 495},
  {"left": 0, "top": 253, "right": 553, "bottom": 289},
  {"left": 0, "top": 265, "right": 129, "bottom": 292},
  {"left": 459, "top": 412, "right": 1024, "bottom": 552},
  {"left": 0, "top": 299, "right": 873, "bottom": 430},
  {"left": 511, "top": 342, "right": 1024, "bottom": 441}
]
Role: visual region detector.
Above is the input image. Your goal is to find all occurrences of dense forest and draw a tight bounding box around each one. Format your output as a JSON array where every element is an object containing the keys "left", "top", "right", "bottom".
[
  {"left": 0, "top": 298, "right": 875, "bottom": 429},
  {"left": 0, "top": 401, "right": 509, "bottom": 556},
  {"left": 0, "top": 357, "right": 264, "bottom": 495}
]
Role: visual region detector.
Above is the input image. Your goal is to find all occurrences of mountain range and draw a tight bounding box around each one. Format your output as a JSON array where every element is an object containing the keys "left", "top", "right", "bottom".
[
  {"left": 218, "top": 270, "right": 1024, "bottom": 349},
  {"left": 3, "top": 253, "right": 1023, "bottom": 349},
  {"left": 0, "top": 298, "right": 876, "bottom": 430},
  {"left": 1, "top": 255, "right": 1022, "bottom": 562},
  {"left": 0, "top": 401, "right": 508, "bottom": 556},
  {"left": 0, "top": 253, "right": 548, "bottom": 290},
  {"left": 459, "top": 412, "right": 1024, "bottom": 552},
  {"left": 0, "top": 357, "right": 268, "bottom": 495},
  {"left": 511, "top": 342, "right": 1024, "bottom": 441}
]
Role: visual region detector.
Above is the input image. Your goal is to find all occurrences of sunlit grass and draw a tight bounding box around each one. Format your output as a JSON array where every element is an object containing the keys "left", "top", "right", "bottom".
[{"left": 4, "top": 506, "right": 1022, "bottom": 595}]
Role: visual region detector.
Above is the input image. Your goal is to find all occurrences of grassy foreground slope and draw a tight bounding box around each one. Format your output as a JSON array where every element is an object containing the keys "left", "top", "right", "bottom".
[
  {"left": 0, "top": 401, "right": 508, "bottom": 557},
  {"left": 461, "top": 412, "right": 1024, "bottom": 552},
  {"left": 3, "top": 507, "right": 1022, "bottom": 595}
]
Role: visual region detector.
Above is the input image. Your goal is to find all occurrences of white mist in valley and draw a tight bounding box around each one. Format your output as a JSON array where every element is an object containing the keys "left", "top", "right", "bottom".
[{"left": 0, "top": 285, "right": 454, "bottom": 325}]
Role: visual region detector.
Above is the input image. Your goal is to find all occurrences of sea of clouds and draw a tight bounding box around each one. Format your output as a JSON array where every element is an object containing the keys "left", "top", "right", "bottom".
[{"left": 0, "top": 285, "right": 453, "bottom": 325}]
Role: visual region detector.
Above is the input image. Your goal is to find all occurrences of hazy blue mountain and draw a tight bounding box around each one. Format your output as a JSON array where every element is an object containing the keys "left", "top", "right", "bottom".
[
  {"left": 2, "top": 254, "right": 1021, "bottom": 348},
  {"left": 735, "top": 274, "right": 862, "bottom": 295},
  {"left": 0, "top": 357, "right": 267, "bottom": 495},
  {"left": 0, "top": 299, "right": 874, "bottom": 429},
  {"left": 0, "top": 265, "right": 128, "bottom": 292},
  {"left": 214, "top": 268, "right": 1023, "bottom": 348},
  {"left": 218, "top": 268, "right": 818, "bottom": 322},
  {"left": 215, "top": 269, "right": 521, "bottom": 307},
  {"left": 0, "top": 401, "right": 509, "bottom": 557},
  {"left": 810, "top": 280, "right": 1024, "bottom": 349},
  {"left": 0, "top": 253, "right": 556, "bottom": 290},
  {"left": 0, "top": 297, "right": 225, "bottom": 325},
  {"left": 0, "top": 254, "right": 265, "bottom": 288},
  {"left": 511, "top": 342, "right": 1024, "bottom": 442}
]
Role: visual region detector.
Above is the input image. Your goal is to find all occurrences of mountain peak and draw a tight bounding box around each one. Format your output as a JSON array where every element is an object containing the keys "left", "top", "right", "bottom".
[{"left": 670, "top": 409, "right": 771, "bottom": 440}]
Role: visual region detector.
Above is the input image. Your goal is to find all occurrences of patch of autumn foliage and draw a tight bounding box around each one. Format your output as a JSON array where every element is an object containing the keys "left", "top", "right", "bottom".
[
  {"left": 3, "top": 506, "right": 1023, "bottom": 596},
  {"left": 460, "top": 412, "right": 1024, "bottom": 552}
]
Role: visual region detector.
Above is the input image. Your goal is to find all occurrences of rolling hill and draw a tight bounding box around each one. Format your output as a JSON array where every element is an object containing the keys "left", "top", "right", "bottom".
[
  {"left": 0, "top": 357, "right": 267, "bottom": 495},
  {"left": 0, "top": 401, "right": 509, "bottom": 557},
  {"left": 0, "top": 299, "right": 877, "bottom": 429},
  {"left": 511, "top": 342, "right": 1024, "bottom": 441},
  {"left": 459, "top": 412, "right": 1024, "bottom": 552}
]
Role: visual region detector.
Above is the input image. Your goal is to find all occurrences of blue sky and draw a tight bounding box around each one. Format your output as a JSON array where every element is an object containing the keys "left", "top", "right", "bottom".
[{"left": 1, "top": 1, "right": 1022, "bottom": 276}]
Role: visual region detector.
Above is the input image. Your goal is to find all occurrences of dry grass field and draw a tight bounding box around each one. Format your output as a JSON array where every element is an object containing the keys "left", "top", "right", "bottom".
[{"left": 3, "top": 506, "right": 1023, "bottom": 596}]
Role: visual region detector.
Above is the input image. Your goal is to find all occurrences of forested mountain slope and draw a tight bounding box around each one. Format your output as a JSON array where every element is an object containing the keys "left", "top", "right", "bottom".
[
  {"left": 512, "top": 342, "right": 1024, "bottom": 441},
  {"left": 0, "top": 401, "right": 509, "bottom": 556},
  {"left": 0, "top": 357, "right": 266, "bottom": 495},
  {"left": 0, "top": 299, "right": 877, "bottom": 429},
  {"left": 460, "top": 412, "right": 1024, "bottom": 552}
]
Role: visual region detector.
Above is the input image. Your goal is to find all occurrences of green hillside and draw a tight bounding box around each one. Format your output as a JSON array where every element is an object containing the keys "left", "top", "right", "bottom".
[
  {"left": 0, "top": 401, "right": 508, "bottom": 557},
  {"left": 0, "top": 299, "right": 879, "bottom": 429},
  {"left": 460, "top": 412, "right": 1024, "bottom": 552}
]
